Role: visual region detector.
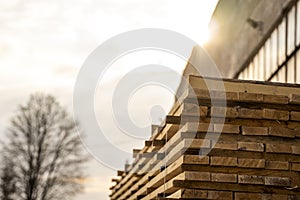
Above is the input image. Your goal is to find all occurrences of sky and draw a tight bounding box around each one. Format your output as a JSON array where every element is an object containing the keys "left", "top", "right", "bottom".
[{"left": 0, "top": 0, "right": 218, "bottom": 199}]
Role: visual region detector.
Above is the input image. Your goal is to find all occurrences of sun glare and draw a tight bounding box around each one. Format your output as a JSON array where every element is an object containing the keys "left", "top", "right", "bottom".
[
  {"left": 166, "top": 0, "right": 218, "bottom": 46},
  {"left": 198, "top": 27, "right": 211, "bottom": 45}
]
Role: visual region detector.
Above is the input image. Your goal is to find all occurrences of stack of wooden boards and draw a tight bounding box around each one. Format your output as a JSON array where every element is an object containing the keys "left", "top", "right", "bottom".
[{"left": 110, "top": 76, "right": 300, "bottom": 200}]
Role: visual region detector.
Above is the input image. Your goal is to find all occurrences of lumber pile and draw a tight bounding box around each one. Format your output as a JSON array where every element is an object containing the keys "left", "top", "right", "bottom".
[{"left": 110, "top": 75, "right": 300, "bottom": 200}]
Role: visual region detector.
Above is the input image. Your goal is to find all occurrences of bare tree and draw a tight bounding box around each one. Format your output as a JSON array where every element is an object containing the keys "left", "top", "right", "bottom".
[
  {"left": 0, "top": 156, "right": 16, "bottom": 200},
  {"left": 1, "top": 93, "right": 88, "bottom": 200}
]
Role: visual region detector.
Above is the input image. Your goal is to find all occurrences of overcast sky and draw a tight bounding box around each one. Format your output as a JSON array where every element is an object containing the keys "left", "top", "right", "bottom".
[{"left": 0, "top": 0, "right": 218, "bottom": 199}]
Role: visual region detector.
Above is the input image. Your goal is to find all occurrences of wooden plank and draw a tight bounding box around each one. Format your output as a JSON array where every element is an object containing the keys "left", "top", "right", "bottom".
[
  {"left": 133, "top": 149, "right": 141, "bottom": 158},
  {"left": 184, "top": 138, "right": 211, "bottom": 149},
  {"left": 126, "top": 129, "right": 201, "bottom": 200},
  {"left": 238, "top": 142, "right": 264, "bottom": 152},
  {"left": 173, "top": 179, "right": 298, "bottom": 195},
  {"left": 152, "top": 139, "right": 165, "bottom": 147},
  {"left": 141, "top": 173, "right": 182, "bottom": 200},
  {"left": 210, "top": 106, "right": 238, "bottom": 118},
  {"left": 210, "top": 90, "right": 238, "bottom": 101},
  {"left": 263, "top": 108, "right": 289, "bottom": 121},
  {"left": 190, "top": 89, "right": 240, "bottom": 102},
  {"left": 239, "top": 92, "right": 263, "bottom": 102},
  {"left": 235, "top": 192, "right": 263, "bottom": 200},
  {"left": 237, "top": 158, "right": 265, "bottom": 168},
  {"left": 156, "top": 123, "right": 180, "bottom": 141},
  {"left": 236, "top": 193, "right": 292, "bottom": 200},
  {"left": 241, "top": 126, "right": 268, "bottom": 136},
  {"left": 211, "top": 173, "right": 237, "bottom": 183},
  {"left": 182, "top": 103, "right": 208, "bottom": 117},
  {"left": 266, "top": 144, "right": 292, "bottom": 154},
  {"left": 263, "top": 194, "right": 289, "bottom": 200},
  {"left": 125, "top": 163, "right": 131, "bottom": 172},
  {"left": 131, "top": 134, "right": 237, "bottom": 198},
  {"left": 124, "top": 156, "right": 184, "bottom": 200},
  {"left": 111, "top": 159, "right": 148, "bottom": 198},
  {"left": 165, "top": 189, "right": 182, "bottom": 198},
  {"left": 289, "top": 94, "right": 300, "bottom": 104},
  {"left": 123, "top": 128, "right": 190, "bottom": 199},
  {"left": 268, "top": 126, "right": 295, "bottom": 138},
  {"left": 168, "top": 189, "right": 207, "bottom": 199},
  {"left": 112, "top": 132, "right": 158, "bottom": 197},
  {"left": 265, "top": 161, "right": 289, "bottom": 170},
  {"left": 117, "top": 170, "right": 124, "bottom": 176},
  {"left": 185, "top": 122, "right": 213, "bottom": 133},
  {"left": 291, "top": 163, "right": 300, "bottom": 171},
  {"left": 238, "top": 175, "right": 264, "bottom": 185},
  {"left": 183, "top": 171, "right": 211, "bottom": 181},
  {"left": 141, "top": 152, "right": 155, "bottom": 158},
  {"left": 291, "top": 111, "right": 300, "bottom": 121},
  {"left": 238, "top": 108, "right": 263, "bottom": 119},
  {"left": 118, "top": 145, "right": 298, "bottom": 198},
  {"left": 210, "top": 156, "right": 237, "bottom": 166},
  {"left": 109, "top": 185, "right": 115, "bottom": 190},
  {"left": 214, "top": 141, "right": 238, "bottom": 150},
  {"left": 207, "top": 190, "right": 233, "bottom": 200},
  {"left": 145, "top": 140, "right": 152, "bottom": 147},
  {"left": 264, "top": 176, "right": 290, "bottom": 186},
  {"left": 214, "top": 124, "right": 240, "bottom": 134},
  {"left": 169, "top": 89, "right": 188, "bottom": 115},
  {"left": 189, "top": 75, "right": 300, "bottom": 96},
  {"left": 263, "top": 94, "right": 289, "bottom": 104},
  {"left": 293, "top": 126, "right": 300, "bottom": 139},
  {"left": 183, "top": 155, "right": 209, "bottom": 165},
  {"left": 188, "top": 88, "right": 210, "bottom": 100},
  {"left": 166, "top": 115, "right": 182, "bottom": 124},
  {"left": 181, "top": 162, "right": 298, "bottom": 177},
  {"left": 151, "top": 125, "right": 163, "bottom": 136},
  {"left": 292, "top": 146, "right": 300, "bottom": 154},
  {"left": 111, "top": 175, "right": 142, "bottom": 199},
  {"left": 168, "top": 189, "right": 233, "bottom": 199},
  {"left": 140, "top": 126, "right": 189, "bottom": 174},
  {"left": 112, "top": 178, "right": 120, "bottom": 183}
]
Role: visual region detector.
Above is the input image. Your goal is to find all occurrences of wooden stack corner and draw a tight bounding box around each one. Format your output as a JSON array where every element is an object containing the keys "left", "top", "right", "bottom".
[{"left": 109, "top": 76, "right": 300, "bottom": 200}]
